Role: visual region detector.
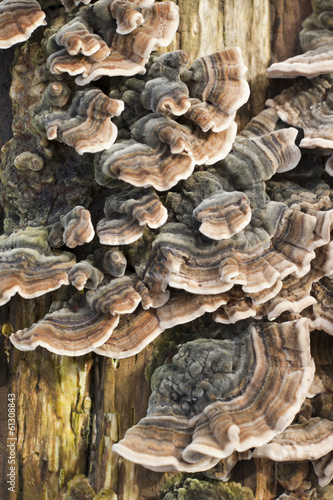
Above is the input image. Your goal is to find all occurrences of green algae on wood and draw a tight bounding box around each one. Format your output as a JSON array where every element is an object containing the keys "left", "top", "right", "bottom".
[{"left": 158, "top": 474, "right": 254, "bottom": 500}]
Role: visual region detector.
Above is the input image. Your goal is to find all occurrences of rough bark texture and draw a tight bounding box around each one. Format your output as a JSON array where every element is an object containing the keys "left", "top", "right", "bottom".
[{"left": 0, "top": 1, "right": 313, "bottom": 499}]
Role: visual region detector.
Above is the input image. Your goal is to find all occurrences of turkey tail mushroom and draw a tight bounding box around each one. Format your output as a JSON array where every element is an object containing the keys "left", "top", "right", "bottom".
[
  {"left": 267, "top": 0, "right": 333, "bottom": 78},
  {"left": 112, "top": 319, "right": 314, "bottom": 472},
  {"left": 0, "top": 0, "right": 46, "bottom": 49}
]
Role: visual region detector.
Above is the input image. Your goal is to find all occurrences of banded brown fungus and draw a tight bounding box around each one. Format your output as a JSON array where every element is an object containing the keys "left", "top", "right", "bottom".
[
  {"left": 113, "top": 320, "right": 314, "bottom": 471},
  {"left": 0, "top": 0, "right": 46, "bottom": 49}
]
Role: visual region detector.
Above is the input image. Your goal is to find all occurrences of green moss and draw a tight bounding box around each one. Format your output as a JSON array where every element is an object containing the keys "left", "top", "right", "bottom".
[
  {"left": 63, "top": 475, "right": 96, "bottom": 500},
  {"left": 93, "top": 489, "right": 117, "bottom": 500},
  {"left": 159, "top": 474, "right": 254, "bottom": 500}
]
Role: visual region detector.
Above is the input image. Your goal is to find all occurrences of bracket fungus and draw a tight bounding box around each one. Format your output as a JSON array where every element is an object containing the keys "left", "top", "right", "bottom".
[
  {"left": 181, "top": 48, "right": 250, "bottom": 132},
  {"left": 252, "top": 331, "right": 333, "bottom": 489},
  {"left": 3, "top": 0, "right": 333, "bottom": 492},
  {"left": 100, "top": 249, "right": 127, "bottom": 277},
  {"left": 61, "top": 206, "right": 95, "bottom": 248},
  {"left": 10, "top": 275, "right": 147, "bottom": 355},
  {"left": 0, "top": 226, "right": 76, "bottom": 306},
  {"left": 96, "top": 112, "right": 238, "bottom": 191},
  {"left": 253, "top": 418, "right": 333, "bottom": 462},
  {"left": 113, "top": 319, "right": 315, "bottom": 472},
  {"left": 10, "top": 303, "right": 121, "bottom": 356},
  {"left": 192, "top": 191, "right": 252, "bottom": 241},
  {"left": 95, "top": 47, "right": 249, "bottom": 191},
  {"left": 0, "top": 0, "right": 46, "bottom": 49},
  {"left": 96, "top": 186, "right": 167, "bottom": 245},
  {"left": 140, "top": 50, "right": 191, "bottom": 116},
  {"left": 267, "top": 76, "right": 333, "bottom": 150},
  {"left": 267, "top": 0, "right": 333, "bottom": 78},
  {"left": 93, "top": 305, "right": 162, "bottom": 358},
  {"left": 68, "top": 260, "right": 104, "bottom": 290},
  {"left": 35, "top": 85, "right": 125, "bottom": 154}
]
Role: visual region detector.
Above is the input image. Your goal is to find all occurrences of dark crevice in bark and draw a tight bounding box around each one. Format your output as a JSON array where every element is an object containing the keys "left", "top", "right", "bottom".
[{"left": 0, "top": 47, "right": 14, "bottom": 149}]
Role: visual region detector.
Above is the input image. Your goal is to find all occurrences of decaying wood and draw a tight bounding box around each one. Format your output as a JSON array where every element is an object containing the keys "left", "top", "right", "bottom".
[{"left": 0, "top": 1, "right": 313, "bottom": 499}]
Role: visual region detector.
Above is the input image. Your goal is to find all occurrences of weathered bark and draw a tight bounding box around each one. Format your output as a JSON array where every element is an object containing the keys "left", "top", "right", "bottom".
[{"left": 0, "top": 1, "right": 313, "bottom": 499}]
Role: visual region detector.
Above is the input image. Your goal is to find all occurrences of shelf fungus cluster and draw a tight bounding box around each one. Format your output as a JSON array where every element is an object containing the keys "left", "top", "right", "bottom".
[
  {"left": 2, "top": 0, "right": 333, "bottom": 495},
  {"left": 113, "top": 319, "right": 315, "bottom": 472},
  {"left": 267, "top": 0, "right": 333, "bottom": 79}
]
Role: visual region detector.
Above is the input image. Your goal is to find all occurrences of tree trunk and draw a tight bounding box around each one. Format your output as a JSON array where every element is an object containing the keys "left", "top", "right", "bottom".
[{"left": 0, "top": 1, "right": 313, "bottom": 499}]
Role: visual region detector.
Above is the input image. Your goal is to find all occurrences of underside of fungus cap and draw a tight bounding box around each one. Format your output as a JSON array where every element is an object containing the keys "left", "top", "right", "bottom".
[
  {"left": 0, "top": 0, "right": 46, "bottom": 49},
  {"left": 112, "top": 319, "right": 314, "bottom": 472}
]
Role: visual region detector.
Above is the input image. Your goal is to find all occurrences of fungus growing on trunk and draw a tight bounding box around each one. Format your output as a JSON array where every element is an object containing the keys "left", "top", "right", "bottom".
[
  {"left": 3, "top": 0, "right": 333, "bottom": 491},
  {"left": 0, "top": 226, "right": 76, "bottom": 306},
  {"left": 61, "top": 206, "right": 95, "bottom": 248},
  {"left": 267, "top": 0, "right": 333, "bottom": 78},
  {"left": 253, "top": 418, "right": 333, "bottom": 462},
  {"left": 96, "top": 187, "right": 167, "bottom": 245},
  {"left": 35, "top": 85, "right": 124, "bottom": 154},
  {"left": 0, "top": 0, "right": 46, "bottom": 48},
  {"left": 10, "top": 305, "right": 120, "bottom": 355},
  {"left": 267, "top": 76, "right": 333, "bottom": 150},
  {"left": 95, "top": 47, "right": 249, "bottom": 191},
  {"left": 47, "top": 0, "right": 179, "bottom": 85},
  {"left": 253, "top": 331, "right": 333, "bottom": 487},
  {"left": 68, "top": 260, "right": 104, "bottom": 290},
  {"left": 113, "top": 319, "right": 314, "bottom": 472}
]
